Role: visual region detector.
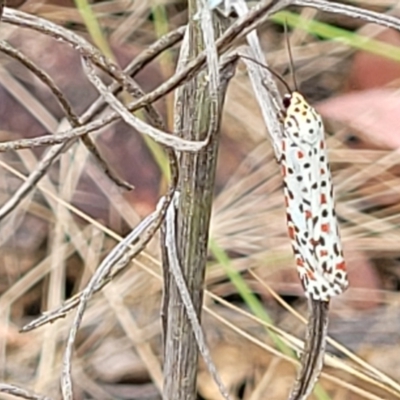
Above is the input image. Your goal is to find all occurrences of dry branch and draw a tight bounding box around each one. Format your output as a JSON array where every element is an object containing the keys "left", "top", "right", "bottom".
[
  {"left": 160, "top": 1, "right": 243, "bottom": 399},
  {"left": 0, "top": 384, "right": 53, "bottom": 400}
]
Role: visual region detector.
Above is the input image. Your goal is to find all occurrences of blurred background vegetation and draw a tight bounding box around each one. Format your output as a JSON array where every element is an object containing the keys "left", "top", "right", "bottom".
[{"left": 0, "top": 0, "right": 400, "bottom": 399}]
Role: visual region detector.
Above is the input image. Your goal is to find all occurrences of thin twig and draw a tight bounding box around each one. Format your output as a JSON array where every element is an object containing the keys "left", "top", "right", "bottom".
[
  {"left": 288, "top": 300, "right": 330, "bottom": 400},
  {"left": 20, "top": 207, "right": 160, "bottom": 333},
  {"left": 0, "top": 40, "right": 79, "bottom": 126},
  {"left": 2, "top": 1, "right": 398, "bottom": 141},
  {"left": 18, "top": 58, "right": 237, "bottom": 333},
  {"left": 0, "top": 1, "right": 293, "bottom": 156},
  {"left": 0, "top": 53, "right": 240, "bottom": 154},
  {"left": 2, "top": 7, "right": 202, "bottom": 128},
  {"left": 293, "top": 0, "right": 400, "bottom": 30},
  {"left": 82, "top": 58, "right": 211, "bottom": 152},
  {"left": 0, "top": 43, "right": 132, "bottom": 192},
  {"left": 164, "top": 192, "right": 232, "bottom": 400},
  {"left": 71, "top": 26, "right": 186, "bottom": 122},
  {"left": 61, "top": 193, "right": 175, "bottom": 400},
  {"left": 0, "top": 384, "right": 52, "bottom": 400},
  {"left": 0, "top": 40, "right": 133, "bottom": 191},
  {"left": 249, "top": 271, "right": 400, "bottom": 397},
  {"left": 57, "top": 54, "right": 180, "bottom": 395},
  {"left": 0, "top": 24, "right": 187, "bottom": 219},
  {"left": 128, "top": 26, "right": 186, "bottom": 78},
  {"left": 2, "top": 8, "right": 132, "bottom": 85},
  {"left": 0, "top": 54, "right": 242, "bottom": 155}
]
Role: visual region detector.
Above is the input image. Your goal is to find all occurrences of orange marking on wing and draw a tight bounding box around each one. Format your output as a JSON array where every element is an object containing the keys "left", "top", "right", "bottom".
[
  {"left": 321, "top": 194, "right": 327, "bottom": 204},
  {"left": 282, "top": 141, "right": 286, "bottom": 151},
  {"left": 321, "top": 223, "right": 329, "bottom": 233},
  {"left": 320, "top": 168, "right": 326, "bottom": 175},
  {"left": 297, "top": 151, "right": 304, "bottom": 159},
  {"left": 320, "top": 250, "right": 328, "bottom": 257},
  {"left": 288, "top": 226, "right": 295, "bottom": 240},
  {"left": 320, "top": 141, "right": 324, "bottom": 149},
  {"left": 310, "top": 238, "right": 318, "bottom": 247},
  {"left": 296, "top": 258, "right": 304, "bottom": 267},
  {"left": 305, "top": 210, "right": 312, "bottom": 219},
  {"left": 336, "top": 261, "right": 346, "bottom": 271}
]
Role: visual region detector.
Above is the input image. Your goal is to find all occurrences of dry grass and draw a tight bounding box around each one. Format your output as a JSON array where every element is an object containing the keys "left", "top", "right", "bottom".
[{"left": 0, "top": 0, "right": 400, "bottom": 399}]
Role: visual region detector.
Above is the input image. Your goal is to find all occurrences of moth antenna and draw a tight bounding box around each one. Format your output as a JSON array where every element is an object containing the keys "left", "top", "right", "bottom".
[
  {"left": 240, "top": 54, "right": 292, "bottom": 94},
  {"left": 284, "top": 19, "right": 299, "bottom": 92}
]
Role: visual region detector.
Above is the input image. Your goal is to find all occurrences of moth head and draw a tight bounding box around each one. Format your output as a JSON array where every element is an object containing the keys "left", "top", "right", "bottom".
[
  {"left": 282, "top": 92, "right": 321, "bottom": 145},
  {"left": 282, "top": 93, "right": 292, "bottom": 110}
]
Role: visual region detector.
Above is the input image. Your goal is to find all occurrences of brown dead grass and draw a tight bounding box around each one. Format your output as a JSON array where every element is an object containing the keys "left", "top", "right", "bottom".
[{"left": 0, "top": 0, "right": 400, "bottom": 399}]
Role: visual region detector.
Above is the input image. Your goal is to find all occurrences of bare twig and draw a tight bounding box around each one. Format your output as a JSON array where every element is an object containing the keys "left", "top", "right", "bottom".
[
  {"left": 57, "top": 53, "right": 180, "bottom": 394},
  {"left": 82, "top": 58, "right": 211, "bottom": 152},
  {"left": 162, "top": 1, "right": 238, "bottom": 398},
  {"left": 20, "top": 40, "right": 181, "bottom": 343},
  {"left": 60, "top": 193, "right": 175, "bottom": 400},
  {"left": 2, "top": 7, "right": 209, "bottom": 121},
  {"left": 0, "top": 384, "right": 52, "bottom": 400},
  {"left": 0, "top": 41, "right": 132, "bottom": 192},
  {"left": 0, "top": 1, "right": 293, "bottom": 153},
  {"left": 0, "top": 26, "right": 186, "bottom": 219},
  {"left": 288, "top": 300, "right": 330, "bottom": 400},
  {"left": 0, "top": 41, "right": 133, "bottom": 192},
  {"left": 0, "top": 40, "right": 79, "bottom": 126},
  {"left": 228, "top": 0, "right": 286, "bottom": 159},
  {"left": 20, "top": 206, "right": 161, "bottom": 333},
  {"left": 128, "top": 26, "right": 186, "bottom": 78},
  {"left": 70, "top": 26, "right": 186, "bottom": 122},
  {"left": 0, "top": 51, "right": 240, "bottom": 156},
  {"left": 293, "top": 0, "right": 400, "bottom": 30},
  {"left": 164, "top": 192, "right": 231, "bottom": 400},
  {"left": 2, "top": 8, "right": 130, "bottom": 84}
]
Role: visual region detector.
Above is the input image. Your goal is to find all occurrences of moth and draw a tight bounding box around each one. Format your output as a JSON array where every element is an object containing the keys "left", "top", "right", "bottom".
[
  {"left": 241, "top": 54, "right": 348, "bottom": 301},
  {"left": 279, "top": 90, "right": 348, "bottom": 301}
]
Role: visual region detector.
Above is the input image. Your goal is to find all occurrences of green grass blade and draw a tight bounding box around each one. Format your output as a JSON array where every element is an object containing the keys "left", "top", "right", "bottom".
[
  {"left": 273, "top": 10, "right": 400, "bottom": 62},
  {"left": 74, "top": 0, "right": 114, "bottom": 60},
  {"left": 209, "top": 238, "right": 293, "bottom": 357},
  {"left": 209, "top": 239, "right": 331, "bottom": 399}
]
